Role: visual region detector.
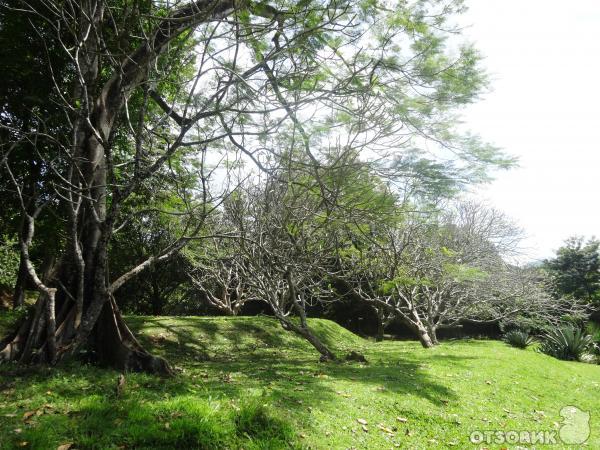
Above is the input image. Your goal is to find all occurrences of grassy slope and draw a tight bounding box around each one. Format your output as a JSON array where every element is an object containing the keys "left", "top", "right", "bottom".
[{"left": 0, "top": 315, "right": 598, "bottom": 449}]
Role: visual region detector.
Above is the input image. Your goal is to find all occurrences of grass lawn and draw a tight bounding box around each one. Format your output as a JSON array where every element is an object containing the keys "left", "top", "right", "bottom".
[{"left": 0, "top": 315, "right": 598, "bottom": 449}]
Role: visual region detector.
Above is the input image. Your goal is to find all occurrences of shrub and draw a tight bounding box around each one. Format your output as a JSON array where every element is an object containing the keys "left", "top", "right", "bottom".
[
  {"left": 503, "top": 330, "right": 533, "bottom": 349},
  {"left": 539, "top": 325, "right": 593, "bottom": 361}
]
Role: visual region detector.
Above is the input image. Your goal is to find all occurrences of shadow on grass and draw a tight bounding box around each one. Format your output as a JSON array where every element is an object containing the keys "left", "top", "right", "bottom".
[
  {"left": 0, "top": 317, "right": 474, "bottom": 449},
  {"left": 128, "top": 316, "right": 462, "bottom": 407}
]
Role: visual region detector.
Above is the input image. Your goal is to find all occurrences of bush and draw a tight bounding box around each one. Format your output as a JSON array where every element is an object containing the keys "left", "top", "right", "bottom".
[
  {"left": 539, "top": 325, "right": 593, "bottom": 361},
  {"left": 503, "top": 330, "right": 533, "bottom": 349}
]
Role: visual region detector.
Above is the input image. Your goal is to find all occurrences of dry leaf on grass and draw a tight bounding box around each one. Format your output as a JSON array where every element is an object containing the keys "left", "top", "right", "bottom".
[{"left": 377, "top": 423, "right": 395, "bottom": 435}]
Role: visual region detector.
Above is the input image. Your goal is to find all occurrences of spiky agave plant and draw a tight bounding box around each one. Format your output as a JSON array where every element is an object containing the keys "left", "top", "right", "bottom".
[
  {"left": 539, "top": 325, "right": 593, "bottom": 361},
  {"left": 503, "top": 330, "right": 534, "bottom": 349}
]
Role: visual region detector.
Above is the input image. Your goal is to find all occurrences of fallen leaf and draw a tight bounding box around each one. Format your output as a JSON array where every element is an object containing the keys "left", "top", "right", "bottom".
[
  {"left": 22, "top": 411, "right": 35, "bottom": 420},
  {"left": 361, "top": 424, "right": 368, "bottom": 433},
  {"left": 356, "top": 418, "right": 368, "bottom": 425},
  {"left": 14, "top": 428, "right": 22, "bottom": 434},
  {"left": 396, "top": 417, "right": 408, "bottom": 423},
  {"left": 17, "top": 442, "right": 28, "bottom": 447},
  {"left": 377, "top": 423, "right": 395, "bottom": 435},
  {"left": 164, "top": 422, "right": 170, "bottom": 430},
  {"left": 57, "top": 444, "right": 73, "bottom": 450}
]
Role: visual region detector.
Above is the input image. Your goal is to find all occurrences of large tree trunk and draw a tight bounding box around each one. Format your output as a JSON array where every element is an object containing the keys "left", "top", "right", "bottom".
[
  {"left": 1, "top": 0, "right": 239, "bottom": 374},
  {"left": 11, "top": 257, "right": 27, "bottom": 309}
]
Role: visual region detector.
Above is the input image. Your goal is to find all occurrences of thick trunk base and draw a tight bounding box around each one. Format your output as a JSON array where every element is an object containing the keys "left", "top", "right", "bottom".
[{"left": 0, "top": 295, "right": 173, "bottom": 375}]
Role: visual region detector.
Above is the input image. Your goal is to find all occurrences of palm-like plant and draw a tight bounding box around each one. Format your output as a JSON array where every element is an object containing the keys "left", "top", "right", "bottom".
[
  {"left": 503, "top": 330, "right": 533, "bottom": 349},
  {"left": 539, "top": 325, "right": 593, "bottom": 361}
]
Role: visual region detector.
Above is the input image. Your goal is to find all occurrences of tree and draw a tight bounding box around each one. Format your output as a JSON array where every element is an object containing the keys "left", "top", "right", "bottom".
[
  {"left": 543, "top": 237, "right": 600, "bottom": 307},
  {"left": 221, "top": 176, "right": 338, "bottom": 360},
  {"left": 338, "top": 200, "right": 569, "bottom": 346},
  {"left": 1, "top": 0, "right": 509, "bottom": 372}
]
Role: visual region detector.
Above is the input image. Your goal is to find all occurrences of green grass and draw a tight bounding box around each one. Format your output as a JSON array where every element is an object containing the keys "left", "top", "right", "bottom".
[{"left": 0, "top": 315, "right": 598, "bottom": 449}]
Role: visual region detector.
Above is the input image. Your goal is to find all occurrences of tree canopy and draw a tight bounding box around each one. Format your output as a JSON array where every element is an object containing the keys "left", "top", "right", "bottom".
[{"left": 0, "top": 0, "right": 523, "bottom": 371}]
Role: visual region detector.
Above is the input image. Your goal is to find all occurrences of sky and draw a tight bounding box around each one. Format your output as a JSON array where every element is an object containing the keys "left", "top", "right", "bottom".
[{"left": 458, "top": 1, "right": 600, "bottom": 263}]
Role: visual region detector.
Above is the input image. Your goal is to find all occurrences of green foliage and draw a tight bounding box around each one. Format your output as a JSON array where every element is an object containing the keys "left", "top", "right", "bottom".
[
  {"left": 539, "top": 324, "right": 594, "bottom": 361},
  {"left": 503, "top": 330, "right": 533, "bottom": 349},
  {"left": 543, "top": 237, "right": 600, "bottom": 305},
  {"left": 0, "top": 235, "right": 19, "bottom": 289}
]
